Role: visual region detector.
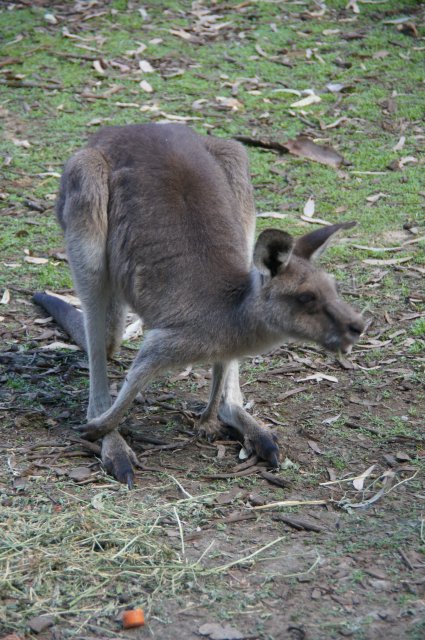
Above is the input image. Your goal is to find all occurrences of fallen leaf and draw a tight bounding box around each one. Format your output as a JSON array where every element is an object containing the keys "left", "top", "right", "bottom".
[
  {"left": 366, "top": 192, "right": 388, "bottom": 204},
  {"left": 93, "top": 60, "right": 106, "bottom": 75},
  {"left": 308, "top": 440, "right": 323, "bottom": 455},
  {"left": 68, "top": 467, "right": 92, "bottom": 482},
  {"left": 322, "top": 413, "right": 341, "bottom": 425},
  {"left": 290, "top": 94, "right": 321, "bottom": 108},
  {"left": 400, "top": 156, "right": 417, "bottom": 167},
  {"left": 169, "top": 28, "right": 194, "bottom": 42},
  {"left": 346, "top": 0, "right": 360, "bottom": 14},
  {"left": 320, "top": 116, "right": 348, "bottom": 130},
  {"left": 352, "top": 244, "right": 402, "bottom": 253},
  {"left": 353, "top": 464, "right": 375, "bottom": 491},
  {"left": 27, "top": 615, "right": 55, "bottom": 634},
  {"left": 198, "top": 623, "right": 244, "bottom": 640},
  {"left": 238, "top": 447, "right": 249, "bottom": 460},
  {"left": 44, "top": 12, "right": 57, "bottom": 25},
  {"left": 12, "top": 138, "right": 31, "bottom": 148},
  {"left": 0, "top": 288, "right": 10, "bottom": 304},
  {"left": 24, "top": 256, "right": 49, "bottom": 265},
  {"left": 300, "top": 215, "right": 332, "bottom": 226},
  {"left": 298, "top": 373, "right": 339, "bottom": 383},
  {"left": 392, "top": 136, "right": 405, "bottom": 151},
  {"left": 362, "top": 257, "right": 412, "bottom": 266},
  {"left": 216, "top": 96, "right": 243, "bottom": 111},
  {"left": 257, "top": 211, "right": 288, "bottom": 219},
  {"left": 140, "top": 80, "right": 153, "bottom": 93},
  {"left": 373, "top": 50, "right": 389, "bottom": 59},
  {"left": 169, "top": 365, "right": 192, "bottom": 383},
  {"left": 122, "top": 318, "right": 143, "bottom": 341},
  {"left": 41, "top": 341, "right": 81, "bottom": 351},
  {"left": 397, "top": 22, "right": 418, "bottom": 37},
  {"left": 303, "top": 196, "right": 315, "bottom": 218},
  {"left": 139, "top": 60, "right": 154, "bottom": 73},
  {"left": 395, "top": 451, "right": 411, "bottom": 462}
]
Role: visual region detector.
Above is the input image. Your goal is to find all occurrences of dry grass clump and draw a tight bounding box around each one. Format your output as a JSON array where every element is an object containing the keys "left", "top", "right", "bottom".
[{"left": 0, "top": 479, "right": 218, "bottom": 634}]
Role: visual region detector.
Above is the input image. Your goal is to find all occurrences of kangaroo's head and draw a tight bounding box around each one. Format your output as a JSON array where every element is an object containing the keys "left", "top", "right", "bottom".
[{"left": 253, "top": 222, "right": 365, "bottom": 354}]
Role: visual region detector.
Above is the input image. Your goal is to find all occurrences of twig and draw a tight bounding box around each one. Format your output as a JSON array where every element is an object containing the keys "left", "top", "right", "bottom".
[
  {"left": 203, "top": 466, "right": 262, "bottom": 479},
  {"left": 273, "top": 515, "right": 325, "bottom": 533},
  {"left": 251, "top": 499, "right": 327, "bottom": 510},
  {"left": 166, "top": 474, "right": 193, "bottom": 499},
  {"left": 260, "top": 470, "right": 292, "bottom": 488},
  {"left": 399, "top": 549, "right": 414, "bottom": 570},
  {"left": 173, "top": 507, "right": 186, "bottom": 560},
  {"left": 208, "top": 535, "right": 286, "bottom": 573}
]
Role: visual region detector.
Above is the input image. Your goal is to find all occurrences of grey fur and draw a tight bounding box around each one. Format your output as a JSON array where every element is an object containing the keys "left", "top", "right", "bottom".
[{"left": 35, "top": 123, "right": 364, "bottom": 486}]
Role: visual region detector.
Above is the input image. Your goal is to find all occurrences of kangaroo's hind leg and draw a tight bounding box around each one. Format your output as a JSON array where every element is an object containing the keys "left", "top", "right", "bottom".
[
  {"left": 59, "top": 148, "right": 137, "bottom": 486},
  {"left": 218, "top": 360, "right": 280, "bottom": 468}
]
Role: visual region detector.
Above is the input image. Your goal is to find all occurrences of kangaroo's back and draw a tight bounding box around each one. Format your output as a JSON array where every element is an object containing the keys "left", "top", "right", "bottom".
[{"left": 81, "top": 124, "right": 253, "bottom": 326}]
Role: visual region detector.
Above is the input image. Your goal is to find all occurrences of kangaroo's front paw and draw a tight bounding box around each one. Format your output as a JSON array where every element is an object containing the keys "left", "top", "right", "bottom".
[
  {"left": 101, "top": 432, "right": 138, "bottom": 489},
  {"left": 76, "top": 419, "right": 113, "bottom": 442},
  {"left": 246, "top": 427, "right": 280, "bottom": 469}
]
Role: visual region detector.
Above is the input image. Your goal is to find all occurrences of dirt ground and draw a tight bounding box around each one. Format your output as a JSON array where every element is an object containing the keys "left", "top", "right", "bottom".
[{"left": 1, "top": 267, "right": 424, "bottom": 639}]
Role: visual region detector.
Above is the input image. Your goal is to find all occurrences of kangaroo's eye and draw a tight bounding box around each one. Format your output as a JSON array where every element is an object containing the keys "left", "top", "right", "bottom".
[{"left": 297, "top": 292, "right": 316, "bottom": 304}]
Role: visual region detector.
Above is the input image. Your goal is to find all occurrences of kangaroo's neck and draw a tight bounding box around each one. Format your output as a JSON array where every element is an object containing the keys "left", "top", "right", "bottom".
[{"left": 229, "top": 268, "right": 285, "bottom": 356}]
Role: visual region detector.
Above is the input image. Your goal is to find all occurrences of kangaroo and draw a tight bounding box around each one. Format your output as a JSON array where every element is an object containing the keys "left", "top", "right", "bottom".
[{"left": 33, "top": 123, "right": 364, "bottom": 487}]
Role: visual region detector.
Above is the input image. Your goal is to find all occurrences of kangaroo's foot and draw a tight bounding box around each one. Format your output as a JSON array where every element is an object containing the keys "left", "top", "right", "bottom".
[
  {"left": 101, "top": 431, "right": 138, "bottom": 488},
  {"left": 196, "top": 410, "right": 226, "bottom": 442}
]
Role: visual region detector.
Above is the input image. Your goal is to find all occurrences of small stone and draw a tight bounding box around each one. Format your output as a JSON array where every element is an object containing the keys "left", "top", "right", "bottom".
[{"left": 28, "top": 614, "right": 55, "bottom": 634}]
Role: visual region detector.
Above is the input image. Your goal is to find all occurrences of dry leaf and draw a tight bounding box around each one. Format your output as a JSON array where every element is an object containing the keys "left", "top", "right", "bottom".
[
  {"left": 28, "top": 615, "right": 55, "bottom": 634},
  {"left": 216, "top": 96, "right": 243, "bottom": 111},
  {"left": 392, "top": 136, "right": 405, "bottom": 151},
  {"left": 44, "top": 13, "right": 57, "bottom": 25},
  {"left": 303, "top": 196, "right": 315, "bottom": 218},
  {"left": 256, "top": 211, "right": 288, "bottom": 219},
  {"left": 308, "top": 440, "right": 323, "bottom": 454},
  {"left": 362, "top": 257, "right": 412, "bottom": 266},
  {"left": 291, "top": 94, "right": 321, "bottom": 108},
  {"left": 352, "top": 464, "right": 375, "bottom": 491},
  {"left": 140, "top": 80, "right": 153, "bottom": 93},
  {"left": 366, "top": 193, "right": 387, "bottom": 204},
  {"left": 300, "top": 215, "right": 332, "bottom": 226},
  {"left": 68, "top": 467, "right": 92, "bottom": 482},
  {"left": 139, "top": 60, "right": 154, "bottom": 73},
  {"left": 400, "top": 156, "right": 417, "bottom": 167},
  {"left": 169, "top": 365, "right": 192, "bottom": 383},
  {"left": 322, "top": 413, "right": 341, "bottom": 425},
  {"left": 352, "top": 244, "right": 402, "bottom": 253},
  {"left": 93, "top": 60, "right": 106, "bottom": 74},
  {"left": 297, "top": 373, "right": 338, "bottom": 383},
  {"left": 0, "top": 288, "right": 10, "bottom": 304},
  {"left": 347, "top": 0, "right": 360, "bottom": 14},
  {"left": 41, "top": 341, "right": 81, "bottom": 351},
  {"left": 123, "top": 318, "right": 143, "bottom": 341},
  {"left": 24, "top": 256, "right": 49, "bottom": 265},
  {"left": 12, "top": 138, "right": 31, "bottom": 148},
  {"left": 169, "top": 28, "right": 193, "bottom": 41},
  {"left": 320, "top": 116, "right": 348, "bottom": 130}
]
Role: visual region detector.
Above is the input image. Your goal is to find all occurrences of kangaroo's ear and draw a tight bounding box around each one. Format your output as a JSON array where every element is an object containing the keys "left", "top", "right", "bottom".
[
  {"left": 253, "top": 229, "right": 294, "bottom": 277},
  {"left": 295, "top": 221, "right": 357, "bottom": 261}
]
